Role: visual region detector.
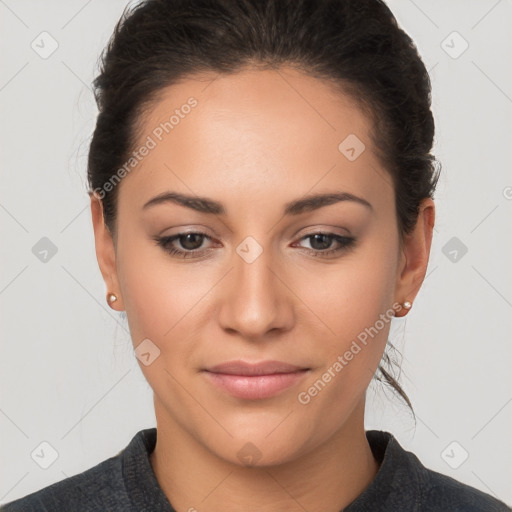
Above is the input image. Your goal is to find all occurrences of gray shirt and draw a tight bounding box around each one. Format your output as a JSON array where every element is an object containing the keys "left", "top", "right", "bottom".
[{"left": 1, "top": 428, "right": 510, "bottom": 511}]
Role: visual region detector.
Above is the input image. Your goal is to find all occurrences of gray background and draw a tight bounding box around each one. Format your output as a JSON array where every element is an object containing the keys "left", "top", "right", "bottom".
[{"left": 1, "top": 0, "right": 511, "bottom": 506}]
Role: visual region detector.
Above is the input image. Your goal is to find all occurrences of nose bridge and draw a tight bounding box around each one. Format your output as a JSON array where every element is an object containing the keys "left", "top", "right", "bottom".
[{"left": 218, "top": 235, "right": 292, "bottom": 338}]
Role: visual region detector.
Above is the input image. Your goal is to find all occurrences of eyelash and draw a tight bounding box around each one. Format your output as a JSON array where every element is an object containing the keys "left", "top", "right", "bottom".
[{"left": 153, "top": 231, "right": 356, "bottom": 259}]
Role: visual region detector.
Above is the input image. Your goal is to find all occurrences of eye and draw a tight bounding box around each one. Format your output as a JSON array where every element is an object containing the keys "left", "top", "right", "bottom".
[
  {"left": 153, "top": 231, "right": 356, "bottom": 259},
  {"left": 153, "top": 231, "right": 215, "bottom": 259},
  {"left": 293, "top": 232, "right": 356, "bottom": 258}
]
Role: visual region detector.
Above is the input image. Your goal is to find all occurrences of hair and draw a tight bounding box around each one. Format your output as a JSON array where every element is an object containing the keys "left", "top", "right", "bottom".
[{"left": 87, "top": 0, "right": 440, "bottom": 413}]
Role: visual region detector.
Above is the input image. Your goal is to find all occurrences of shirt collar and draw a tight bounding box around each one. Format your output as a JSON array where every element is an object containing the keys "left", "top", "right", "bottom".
[
  {"left": 122, "top": 427, "right": 176, "bottom": 511},
  {"left": 122, "top": 428, "right": 423, "bottom": 512},
  {"left": 344, "top": 430, "right": 424, "bottom": 511}
]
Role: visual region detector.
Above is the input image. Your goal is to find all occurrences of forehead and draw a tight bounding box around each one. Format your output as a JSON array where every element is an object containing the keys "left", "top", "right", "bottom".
[{"left": 118, "top": 66, "right": 392, "bottom": 214}]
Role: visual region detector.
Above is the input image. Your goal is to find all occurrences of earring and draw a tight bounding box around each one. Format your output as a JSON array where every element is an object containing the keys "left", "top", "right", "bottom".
[
  {"left": 107, "top": 292, "right": 118, "bottom": 305},
  {"left": 402, "top": 300, "right": 412, "bottom": 310}
]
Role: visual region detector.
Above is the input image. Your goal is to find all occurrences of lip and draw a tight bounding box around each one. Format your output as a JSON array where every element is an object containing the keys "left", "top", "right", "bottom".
[
  {"left": 206, "top": 360, "right": 307, "bottom": 375},
  {"left": 203, "top": 360, "right": 310, "bottom": 400}
]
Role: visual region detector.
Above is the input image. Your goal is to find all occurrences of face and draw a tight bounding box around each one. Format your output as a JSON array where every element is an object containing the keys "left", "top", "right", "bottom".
[{"left": 92, "top": 66, "right": 432, "bottom": 466}]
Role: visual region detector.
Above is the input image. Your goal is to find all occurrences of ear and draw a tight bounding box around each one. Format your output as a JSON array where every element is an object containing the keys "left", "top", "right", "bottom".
[
  {"left": 90, "top": 192, "right": 124, "bottom": 311},
  {"left": 394, "top": 198, "right": 435, "bottom": 317}
]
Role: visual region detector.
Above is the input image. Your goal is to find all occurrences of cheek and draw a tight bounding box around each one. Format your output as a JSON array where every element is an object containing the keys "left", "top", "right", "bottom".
[
  {"left": 293, "top": 232, "right": 399, "bottom": 397},
  {"left": 115, "top": 239, "right": 209, "bottom": 354},
  {"left": 295, "top": 233, "right": 398, "bottom": 344}
]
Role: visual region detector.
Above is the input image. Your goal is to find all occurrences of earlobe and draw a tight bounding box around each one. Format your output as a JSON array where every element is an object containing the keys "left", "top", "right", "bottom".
[
  {"left": 90, "top": 192, "right": 123, "bottom": 310},
  {"left": 393, "top": 198, "right": 435, "bottom": 317}
]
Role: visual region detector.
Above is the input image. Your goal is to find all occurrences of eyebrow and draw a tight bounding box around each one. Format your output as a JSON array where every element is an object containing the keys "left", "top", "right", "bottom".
[{"left": 142, "top": 191, "right": 373, "bottom": 215}]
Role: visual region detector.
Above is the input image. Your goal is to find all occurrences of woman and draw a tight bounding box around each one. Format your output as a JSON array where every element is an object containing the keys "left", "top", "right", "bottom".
[{"left": 2, "top": 0, "right": 510, "bottom": 510}]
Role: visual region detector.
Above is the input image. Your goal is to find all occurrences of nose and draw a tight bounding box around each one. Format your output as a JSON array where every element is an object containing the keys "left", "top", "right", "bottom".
[{"left": 217, "top": 242, "right": 295, "bottom": 341}]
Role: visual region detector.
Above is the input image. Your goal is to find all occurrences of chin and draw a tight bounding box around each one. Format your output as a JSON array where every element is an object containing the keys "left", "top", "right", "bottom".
[
  {"left": 204, "top": 420, "right": 315, "bottom": 468},
  {"left": 222, "top": 439, "right": 304, "bottom": 468}
]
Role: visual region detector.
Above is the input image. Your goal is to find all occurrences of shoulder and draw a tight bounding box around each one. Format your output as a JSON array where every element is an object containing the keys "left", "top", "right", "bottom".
[
  {"left": 366, "top": 430, "right": 511, "bottom": 512},
  {"left": 419, "top": 462, "right": 511, "bottom": 511},
  {"left": 0, "top": 446, "right": 129, "bottom": 512}
]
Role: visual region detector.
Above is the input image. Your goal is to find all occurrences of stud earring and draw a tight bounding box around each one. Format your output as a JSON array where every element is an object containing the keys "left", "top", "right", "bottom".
[
  {"left": 107, "top": 292, "right": 118, "bottom": 305},
  {"left": 402, "top": 300, "right": 412, "bottom": 310}
]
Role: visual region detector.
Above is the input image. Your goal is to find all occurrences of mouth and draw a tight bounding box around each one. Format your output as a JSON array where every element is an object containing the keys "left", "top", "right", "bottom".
[{"left": 202, "top": 360, "right": 311, "bottom": 400}]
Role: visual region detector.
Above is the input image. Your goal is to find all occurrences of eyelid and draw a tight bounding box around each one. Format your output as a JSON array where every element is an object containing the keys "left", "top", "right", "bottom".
[
  {"left": 158, "top": 225, "right": 219, "bottom": 237},
  {"left": 291, "top": 232, "right": 355, "bottom": 253},
  {"left": 295, "top": 225, "right": 352, "bottom": 238},
  {"left": 158, "top": 225, "right": 352, "bottom": 245}
]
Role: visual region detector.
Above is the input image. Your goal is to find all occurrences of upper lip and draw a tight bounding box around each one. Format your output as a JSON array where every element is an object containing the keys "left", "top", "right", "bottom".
[{"left": 205, "top": 360, "right": 308, "bottom": 376}]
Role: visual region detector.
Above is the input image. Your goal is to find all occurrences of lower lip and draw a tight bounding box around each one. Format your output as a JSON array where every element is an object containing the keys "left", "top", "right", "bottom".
[{"left": 203, "top": 370, "right": 309, "bottom": 400}]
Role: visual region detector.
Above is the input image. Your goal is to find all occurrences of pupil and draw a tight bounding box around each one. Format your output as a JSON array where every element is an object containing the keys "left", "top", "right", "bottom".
[
  {"left": 311, "top": 234, "right": 331, "bottom": 250},
  {"left": 181, "top": 233, "right": 203, "bottom": 250}
]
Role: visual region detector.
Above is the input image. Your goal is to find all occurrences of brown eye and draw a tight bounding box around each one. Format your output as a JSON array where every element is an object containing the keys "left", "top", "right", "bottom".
[
  {"left": 154, "top": 231, "right": 213, "bottom": 258},
  {"left": 295, "top": 233, "right": 356, "bottom": 258},
  {"left": 177, "top": 233, "right": 206, "bottom": 250},
  {"left": 308, "top": 233, "right": 335, "bottom": 250}
]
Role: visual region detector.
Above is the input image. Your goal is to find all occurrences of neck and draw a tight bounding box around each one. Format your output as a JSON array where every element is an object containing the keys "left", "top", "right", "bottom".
[{"left": 149, "top": 398, "right": 379, "bottom": 512}]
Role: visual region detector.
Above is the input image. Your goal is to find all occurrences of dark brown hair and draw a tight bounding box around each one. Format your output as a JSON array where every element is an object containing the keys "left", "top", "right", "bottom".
[{"left": 87, "top": 0, "right": 440, "bottom": 413}]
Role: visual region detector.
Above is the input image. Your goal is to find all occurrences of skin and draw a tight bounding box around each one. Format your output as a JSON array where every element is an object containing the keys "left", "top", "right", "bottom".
[{"left": 91, "top": 66, "right": 434, "bottom": 512}]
